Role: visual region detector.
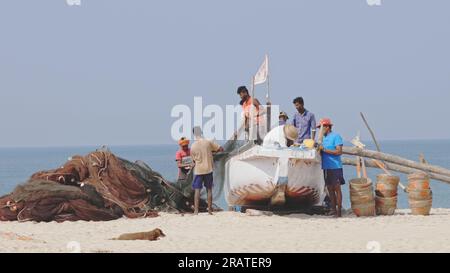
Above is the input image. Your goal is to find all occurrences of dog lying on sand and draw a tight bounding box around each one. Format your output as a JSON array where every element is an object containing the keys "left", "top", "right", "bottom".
[{"left": 112, "top": 228, "right": 166, "bottom": 241}]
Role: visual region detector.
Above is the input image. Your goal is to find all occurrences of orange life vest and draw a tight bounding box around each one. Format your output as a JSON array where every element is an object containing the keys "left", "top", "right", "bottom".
[{"left": 242, "top": 97, "right": 263, "bottom": 125}]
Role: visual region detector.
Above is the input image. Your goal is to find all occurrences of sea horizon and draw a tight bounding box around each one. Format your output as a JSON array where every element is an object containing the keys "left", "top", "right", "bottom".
[{"left": 1, "top": 138, "right": 450, "bottom": 149}]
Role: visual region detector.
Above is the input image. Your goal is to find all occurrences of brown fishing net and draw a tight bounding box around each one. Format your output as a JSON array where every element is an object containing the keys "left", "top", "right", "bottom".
[{"left": 0, "top": 148, "right": 217, "bottom": 222}]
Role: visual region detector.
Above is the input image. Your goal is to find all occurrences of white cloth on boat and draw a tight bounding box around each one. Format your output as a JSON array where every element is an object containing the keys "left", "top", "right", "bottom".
[{"left": 262, "top": 125, "right": 288, "bottom": 148}]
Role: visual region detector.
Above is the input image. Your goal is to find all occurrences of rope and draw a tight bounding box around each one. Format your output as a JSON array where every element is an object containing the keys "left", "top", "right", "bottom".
[{"left": 17, "top": 207, "right": 32, "bottom": 222}]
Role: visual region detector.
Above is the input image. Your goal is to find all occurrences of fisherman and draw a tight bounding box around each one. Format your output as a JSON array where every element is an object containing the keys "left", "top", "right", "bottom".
[
  {"left": 317, "top": 118, "right": 345, "bottom": 218},
  {"left": 235, "top": 86, "right": 266, "bottom": 143},
  {"left": 279, "top": 111, "right": 289, "bottom": 126},
  {"left": 190, "top": 126, "right": 224, "bottom": 215},
  {"left": 292, "top": 97, "right": 317, "bottom": 144},
  {"left": 175, "top": 137, "right": 194, "bottom": 181},
  {"left": 262, "top": 124, "right": 298, "bottom": 148}
]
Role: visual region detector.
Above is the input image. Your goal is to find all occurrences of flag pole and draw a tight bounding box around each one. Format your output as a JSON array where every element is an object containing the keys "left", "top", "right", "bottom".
[
  {"left": 266, "top": 55, "right": 271, "bottom": 131},
  {"left": 266, "top": 75, "right": 271, "bottom": 131},
  {"left": 249, "top": 76, "right": 256, "bottom": 141},
  {"left": 266, "top": 55, "right": 271, "bottom": 102}
]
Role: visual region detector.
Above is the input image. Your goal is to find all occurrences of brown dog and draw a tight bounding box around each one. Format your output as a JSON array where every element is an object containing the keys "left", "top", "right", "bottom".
[{"left": 112, "top": 228, "right": 166, "bottom": 241}]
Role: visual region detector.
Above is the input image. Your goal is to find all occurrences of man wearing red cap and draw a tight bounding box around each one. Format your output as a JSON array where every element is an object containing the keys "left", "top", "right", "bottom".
[
  {"left": 175, "top": 137, "right": 194, "bottom": 181},
  {"left": 317, "top": 118, "right": 345, "bottom": 217}
]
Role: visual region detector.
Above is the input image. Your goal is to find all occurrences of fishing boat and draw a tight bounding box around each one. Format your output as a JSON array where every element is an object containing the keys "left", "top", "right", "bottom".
[
  {"left": 214, "top": 55, "right": 326, "bottom": 210},
  {"left": 222, "top": 141, "right": 326, "bottom": 209}
]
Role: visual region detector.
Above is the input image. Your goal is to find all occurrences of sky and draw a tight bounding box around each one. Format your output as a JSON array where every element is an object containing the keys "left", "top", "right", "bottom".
[{"left": 1, "top": 0, "right": 450, "bottom": 147}]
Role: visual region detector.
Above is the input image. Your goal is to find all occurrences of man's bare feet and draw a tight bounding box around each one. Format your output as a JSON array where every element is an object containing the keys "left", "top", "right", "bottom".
[
  {"left": 208, "top": 208, "right": 213, "bottom": 215},
  {"left": 194, "top": 210, "right": 199, "bottom": 215}
]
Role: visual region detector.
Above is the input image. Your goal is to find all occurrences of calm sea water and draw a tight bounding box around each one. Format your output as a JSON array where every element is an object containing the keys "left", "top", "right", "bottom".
[{"left": 1, "top": 140, "right": 449, "bottom": 209}]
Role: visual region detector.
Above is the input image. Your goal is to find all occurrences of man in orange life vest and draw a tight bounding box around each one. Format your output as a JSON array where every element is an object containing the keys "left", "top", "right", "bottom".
[{"left": 234, "top": 86, "right": 266, "bottom": 143}]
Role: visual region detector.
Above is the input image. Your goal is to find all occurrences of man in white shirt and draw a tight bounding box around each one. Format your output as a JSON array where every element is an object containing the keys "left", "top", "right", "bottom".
[{"left": 262, "top": 124, "right": 298, "bottom": 148}]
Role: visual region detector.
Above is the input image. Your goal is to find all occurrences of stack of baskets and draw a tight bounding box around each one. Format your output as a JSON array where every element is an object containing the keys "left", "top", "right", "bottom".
[
  {"left": 408, "top": 172, "right": 433, "bottom": 216},
  {"left": 350, "top": 178, "right": 376, "bottom": 217},
  {"left": 375, "top": 174, "right": 400, "bottom": 216}
]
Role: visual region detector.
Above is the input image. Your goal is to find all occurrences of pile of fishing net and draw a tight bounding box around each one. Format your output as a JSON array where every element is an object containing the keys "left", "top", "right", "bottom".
[{"left": 0, "top": 147, "right": 217, "bottom": 222}]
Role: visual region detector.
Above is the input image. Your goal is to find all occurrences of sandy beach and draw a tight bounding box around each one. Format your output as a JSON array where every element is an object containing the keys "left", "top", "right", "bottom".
[{"left": 1, "top": 209, "right": 450, "bottom": 253}]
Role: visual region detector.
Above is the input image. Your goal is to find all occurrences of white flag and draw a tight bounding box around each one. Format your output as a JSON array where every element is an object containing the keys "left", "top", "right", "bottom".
[{"left": 253, "top": 54, "right": 269, "bottom": 85}]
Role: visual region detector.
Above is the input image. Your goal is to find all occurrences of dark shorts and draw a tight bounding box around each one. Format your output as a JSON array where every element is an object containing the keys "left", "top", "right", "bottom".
[
  {"left": 192, "top": 173, "right": 214, "bottom": 190},
  {"left": 324, "top": 168, "right": 345, "bottom": 187}
]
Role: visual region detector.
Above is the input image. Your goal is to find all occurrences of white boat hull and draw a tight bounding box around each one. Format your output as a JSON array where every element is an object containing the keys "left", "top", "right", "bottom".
[{"left": 224, "top": 145, "right": 325, "bottom": 208}]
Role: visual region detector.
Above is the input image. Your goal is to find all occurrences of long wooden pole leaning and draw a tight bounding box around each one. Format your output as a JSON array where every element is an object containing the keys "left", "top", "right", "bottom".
[
  {"left": 360, "top": 112, "right": 382, "bottom": 152},
  {"left": 372, "top": 159, "right": 392, "bottom": 175},
  {"left": 359, "top": 112, "right": 407, "bottom": 191}
]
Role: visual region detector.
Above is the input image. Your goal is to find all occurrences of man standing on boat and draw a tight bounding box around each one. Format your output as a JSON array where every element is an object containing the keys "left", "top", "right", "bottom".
[
  {"left": 291, "top": 97, "right": 317, "bottom": 144},
  {"left": 175, "top": 137, "right": 194, "bottom": 181},
  {"left": 317, "top": 118, "right": 345, "bottom": 217},
  {"left": 191, "top": 126, "right": 224, "bottom": 215},
  {"left": 235, "top": 86, "right": 266, "bottom": 143}
]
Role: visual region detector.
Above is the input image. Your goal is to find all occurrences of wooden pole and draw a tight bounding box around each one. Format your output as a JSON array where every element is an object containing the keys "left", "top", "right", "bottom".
[
  {"left": 266, "top": 74, "right": 271, "bottom": 131},
  {"left": 359, "top": 112, "right": 407, "bottom": 190},
  {"left": 249, "top": 77, "right": 256, "bottom": 141},
  {"left": 342, "top": 146, "right": 450, "bottom": 177},
  {"left": 372, "top": 159, "right": 392, "bottom": 175},
  {"left": 266, "top": 60, "right": 271, "bottom": 103},
  {"left": 419, "top": 153, "right": 428, "bottom": 164},
  {"left": 360, "top": 112, "right": 382, "bottom": 152},
  {"left": 317, "top": 125, "right": 325, "bottom": 145},
  {"left": 342, "top": 157, "right": 450, "bottom": 185},
  {"left": 356, "top": 156, "right": 362, "bottom": 178},
  {"left": 361, "top": 156, "right": 368, "bottom": 178}
]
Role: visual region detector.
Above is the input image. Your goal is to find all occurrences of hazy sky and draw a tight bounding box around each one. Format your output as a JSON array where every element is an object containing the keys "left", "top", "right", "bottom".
[{"left": 1, "top": 0, "right": 450, "bottom": 147}]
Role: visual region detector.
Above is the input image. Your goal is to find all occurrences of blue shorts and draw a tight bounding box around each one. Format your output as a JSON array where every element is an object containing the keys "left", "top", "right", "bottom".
[
  {"left": 192, "top": 173, "right": 214, "bottom": 190},
  {"left": 324, "top": 168, "right": 345, "bottom": 187}
]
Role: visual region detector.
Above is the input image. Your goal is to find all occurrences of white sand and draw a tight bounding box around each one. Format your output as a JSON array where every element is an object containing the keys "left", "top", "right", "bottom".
[{"left": 1, "top": 209, "right": 450, "bottom": 253}]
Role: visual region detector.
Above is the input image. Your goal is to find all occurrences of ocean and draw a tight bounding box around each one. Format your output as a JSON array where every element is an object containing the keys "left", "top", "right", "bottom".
[{"left": 1, "top": 140, "right": 450, "bottom": 210}]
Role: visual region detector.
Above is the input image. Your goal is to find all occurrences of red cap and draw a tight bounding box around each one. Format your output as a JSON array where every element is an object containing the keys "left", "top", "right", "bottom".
[{"left": 317, "top": 118, "right": 333, "bottom": 128}]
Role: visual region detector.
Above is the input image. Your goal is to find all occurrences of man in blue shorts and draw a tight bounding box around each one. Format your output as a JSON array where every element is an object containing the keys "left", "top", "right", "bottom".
[
  {"left": 318, "top": 118, "right": 345, "bottom": 218},
  {"left": 190, "top": 127, "right": 224, "bottom": 215}
]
